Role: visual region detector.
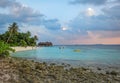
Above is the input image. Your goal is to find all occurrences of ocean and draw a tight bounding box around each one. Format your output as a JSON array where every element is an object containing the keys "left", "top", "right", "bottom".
[{"left": 12, "top": 45, "right": 120, "bottom": 68}]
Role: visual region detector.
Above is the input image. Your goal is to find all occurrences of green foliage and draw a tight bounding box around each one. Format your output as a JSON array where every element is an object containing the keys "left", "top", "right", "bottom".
[
  {"left": 0, "top": 22, "right": 38, "bottom": 46},
  {"left": 0, "top": 41, "right": 15, "bottom": 57},
  {"left": 20, "top": 40, "right": 27, "bottom": 47},
  {"left": 7, "top": 22, "right": 19, "bottom": 43},
  {"left": 8, "top": 22, "right": 18, "bottom": 34}
]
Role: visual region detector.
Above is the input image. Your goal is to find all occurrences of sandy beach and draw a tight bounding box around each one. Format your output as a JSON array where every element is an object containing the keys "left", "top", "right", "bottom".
[{"left": 11, "top": 46, "right": 37, "bottom": 52}]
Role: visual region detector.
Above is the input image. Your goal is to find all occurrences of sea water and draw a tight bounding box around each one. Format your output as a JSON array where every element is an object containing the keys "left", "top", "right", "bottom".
[{"left": 12, "top": 45, "right": 120, "bottom": 67}]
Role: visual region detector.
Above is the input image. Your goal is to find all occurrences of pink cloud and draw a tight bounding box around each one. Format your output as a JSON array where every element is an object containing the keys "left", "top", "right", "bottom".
[{"left": 58, "top": 31, "right": 120, "bottom": 45}]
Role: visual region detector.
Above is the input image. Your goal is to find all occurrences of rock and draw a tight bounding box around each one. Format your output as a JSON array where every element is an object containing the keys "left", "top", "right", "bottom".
[
  {"left": 106, "top": 71, "right": 110, "bottom": 74},
  {"left": 110, "top": 71, "right": 118, "bottom": 76},
  {"left": 97, "top": 67, "right": 102, "bottom": 71},
  {"left": 50, "top": 63, "right": 56, "bottom": 66},
  {"left": 0, "top": 57, "right": 120, "bottom": 83}
]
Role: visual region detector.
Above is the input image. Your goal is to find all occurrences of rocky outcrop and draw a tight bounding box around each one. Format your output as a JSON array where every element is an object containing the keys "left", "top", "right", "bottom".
[
  {"left": 38, "top": 42, "right": 53, "bottom": 47},
  {"left": 0, "top": 57, "right": 120, "bottom": 83}
]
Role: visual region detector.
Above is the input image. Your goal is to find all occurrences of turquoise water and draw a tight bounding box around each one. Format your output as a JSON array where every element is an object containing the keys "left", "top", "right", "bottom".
[{"left": 12, "top": 45, "right": 120, "bottom": 67}]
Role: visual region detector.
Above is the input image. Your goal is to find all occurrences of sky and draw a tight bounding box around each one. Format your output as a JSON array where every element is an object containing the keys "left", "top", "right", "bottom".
[{"left": 0, "top": 0, "right": 120, "bottom": 45}]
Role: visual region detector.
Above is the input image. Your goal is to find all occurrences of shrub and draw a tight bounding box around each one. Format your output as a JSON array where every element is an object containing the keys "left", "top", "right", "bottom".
[{"left": 0, "top": 41, "right": 15, "bottom": 57}]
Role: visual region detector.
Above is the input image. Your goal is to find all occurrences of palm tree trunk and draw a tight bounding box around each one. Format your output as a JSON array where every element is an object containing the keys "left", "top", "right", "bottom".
[{"left": 6, "top": 30, "right": 12, "bottom": 43}]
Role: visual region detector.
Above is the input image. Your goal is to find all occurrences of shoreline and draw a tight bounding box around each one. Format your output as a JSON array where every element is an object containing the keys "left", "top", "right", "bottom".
[
  {"left": 0, "top": 57, "right": 120, "bottom": 83},
  {"left": 11, "top": 46, "right": 37, "bottom": 52},
  {"left": 27, "top": 58, "right": 120, "bottom": 74}
]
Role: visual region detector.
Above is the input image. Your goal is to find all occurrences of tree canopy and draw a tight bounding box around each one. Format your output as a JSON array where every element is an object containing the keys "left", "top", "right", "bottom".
[{"left": 0, "top": 22, "right": 38, "bottom": 46}]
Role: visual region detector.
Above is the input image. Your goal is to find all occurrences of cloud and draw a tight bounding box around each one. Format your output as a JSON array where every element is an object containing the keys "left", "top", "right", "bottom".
[
  {"left": 42, "top": 19, "right": 61, "bottom": 30},
  {"left": 0, "top": 0, "right": 61, "bottom": 31},
  {"left": 67, "top": 0, "right": 120, "bottom": 44},
  {"left": 67, "top": 3, "right": 120, "bottom": 42},
  {"left": 0, "top": 0, "right": 62, "bottom": 45},
  {"left": 19, "top": 24, "right": 67, "bottom": 44},
  {"left": 57, "top": 30, "right": 120, "bottom": 44},
  {"left": 70, "top": 0, "right": 107, "bottom": 5},
  {"left": 0, "top": 0, "right": 43, "bottom": 24},
  {"left": 0, "top": 0, "right": 17, "bottom": 8},
  {"left": 86, "top": 31, "right": 120, "bottom": 39},
  {"left": 69, "top": 5, "right": 120, "bottom": 31},
  {"left": 102, "top": 5, "right": 120, "bottom": 19},
  {"left": 114, "top": 0, "right": 120, "bottom": 3},
  {"left": 0, "top": 0, "right": 120, "bottom": 44}
]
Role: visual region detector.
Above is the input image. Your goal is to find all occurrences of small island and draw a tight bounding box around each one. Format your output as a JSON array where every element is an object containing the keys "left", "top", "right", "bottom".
[{"left": 38, "top": 42, "right": 53, "bottom": 47}]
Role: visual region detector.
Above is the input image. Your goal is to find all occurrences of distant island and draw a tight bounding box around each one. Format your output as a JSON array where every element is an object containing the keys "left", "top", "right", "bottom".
[{"left": 38, "top": 42, "right": 53, "bottom": 47}]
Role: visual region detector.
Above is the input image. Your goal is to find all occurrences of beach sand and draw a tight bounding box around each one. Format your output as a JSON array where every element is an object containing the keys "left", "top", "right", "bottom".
[{"left": 11, "top": 46, "right": 37, "bottom": 52}]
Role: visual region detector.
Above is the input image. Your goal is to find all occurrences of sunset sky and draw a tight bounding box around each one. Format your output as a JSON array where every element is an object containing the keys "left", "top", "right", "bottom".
[{"left": 0, "top": 0, "right": 120, "bottom": 45}]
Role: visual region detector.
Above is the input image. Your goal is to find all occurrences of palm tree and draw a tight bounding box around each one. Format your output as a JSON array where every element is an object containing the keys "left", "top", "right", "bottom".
[
  {"left": 6, "top": 22, "right": 19, "bottom": 43},
  {"left": 33, "top": 35, "right": 38, "bottom": 46},
  {"left": 26, "top": 31, "right": 31, "bottom": 37},
  {"left": 34, "top": 35, "right": 38, "bottom": 41}
]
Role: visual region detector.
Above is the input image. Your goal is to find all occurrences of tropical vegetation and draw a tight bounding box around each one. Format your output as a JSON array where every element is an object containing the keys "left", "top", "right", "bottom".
[
  {"left": 0, "top": 41, "right": 15, "bottom": 57},
  {"left": 0, "top": 22, "right": 38, "bottom": 46},
  {"left": 0, "top": 22, "right": 38, "bottom": 57}
]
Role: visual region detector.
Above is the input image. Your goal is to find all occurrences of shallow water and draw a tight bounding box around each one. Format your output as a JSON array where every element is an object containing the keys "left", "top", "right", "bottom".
[{"left": 12, "top": 45, "right": 120, "bottom": 67}]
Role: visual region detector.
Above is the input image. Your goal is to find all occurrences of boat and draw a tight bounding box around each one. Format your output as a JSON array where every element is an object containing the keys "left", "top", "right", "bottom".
[{"left": 73, "top": 49, "right": 80, "bottom": 52}]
